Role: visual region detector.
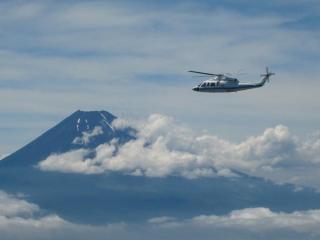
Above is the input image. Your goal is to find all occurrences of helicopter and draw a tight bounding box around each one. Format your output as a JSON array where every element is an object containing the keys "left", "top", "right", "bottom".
[{"left": 190, "top": 67, "right": 275, "bottom": 93}]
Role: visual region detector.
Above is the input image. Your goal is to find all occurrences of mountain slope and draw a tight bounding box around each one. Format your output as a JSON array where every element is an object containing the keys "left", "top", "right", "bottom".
[{"left": 0, "top": 110, "right": 133, "bottom": 167}]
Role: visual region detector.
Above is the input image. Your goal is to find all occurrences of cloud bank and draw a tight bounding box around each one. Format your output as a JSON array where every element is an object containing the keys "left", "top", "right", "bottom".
[
  {"left": 39, "top": 114, "right": 320, "bottom": 189},
  {"left": 1, "top": 189, "right": 320, "bottom": 240}
]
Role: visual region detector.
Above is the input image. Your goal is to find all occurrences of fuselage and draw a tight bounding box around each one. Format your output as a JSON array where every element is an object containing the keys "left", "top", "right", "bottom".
[{"left": 192, "top": 76, "right": 265, "bottom": 93}]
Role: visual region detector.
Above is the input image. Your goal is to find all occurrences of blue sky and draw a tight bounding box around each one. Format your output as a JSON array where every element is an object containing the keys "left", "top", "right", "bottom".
[
  {"left": 0, "top": 0, "right": 319, "bottom": 156},
  {"left": 1, "top": 2, "right": 320, "bottom": 239}
]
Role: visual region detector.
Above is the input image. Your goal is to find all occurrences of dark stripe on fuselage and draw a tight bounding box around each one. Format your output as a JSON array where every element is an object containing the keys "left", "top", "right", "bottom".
[{"left": 197, "top": 84, "right": 261, "bottom": 92}]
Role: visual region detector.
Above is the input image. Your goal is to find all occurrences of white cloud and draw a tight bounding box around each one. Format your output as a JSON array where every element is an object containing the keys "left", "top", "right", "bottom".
[
  {"left": 72, "top": 126, "right": 104, "bottom": 145},
  {"left": 38, "top": 148, "right": 106, "bottom": 174},
  {"left": 39, "top": 114, "right": 320, "bottom": 189}
]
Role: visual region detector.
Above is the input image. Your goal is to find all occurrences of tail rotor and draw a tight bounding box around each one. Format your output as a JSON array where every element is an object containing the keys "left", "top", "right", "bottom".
[{"left": 260, "top": 67, "right": 275, "bottom": 82}]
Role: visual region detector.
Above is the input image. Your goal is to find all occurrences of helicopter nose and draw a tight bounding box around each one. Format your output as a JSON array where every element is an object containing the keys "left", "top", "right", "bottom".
[{"left": 192, "top": 87, "right": 199, "bottom": 91}]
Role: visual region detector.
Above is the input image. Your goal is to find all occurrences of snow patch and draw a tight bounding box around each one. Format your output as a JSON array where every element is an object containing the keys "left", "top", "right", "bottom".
[
  {"left": 85, "top": 119, "right": 89, "bottom": 130},
  {"left": 100, "top": 112, "right": 115, "bottom": 132},
  {"left": 76, "top": 118, "right": 81, "bottom": 131}
]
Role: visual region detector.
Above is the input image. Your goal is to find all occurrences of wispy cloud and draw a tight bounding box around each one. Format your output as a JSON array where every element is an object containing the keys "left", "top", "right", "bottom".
[
  {"left": 1, "top": 189, "right": 320, "bottom": 240},
  {"left": 72, "top": 126, "right": 104, "bottom": 145},
  {"left": 0, "top": 191, "right": 38, "bottom": 217},
  {"left": 0, "top": 190, "right": 126, "bottom": 240},
  {"left": 0, "top": 0, "right": 319, "bottom": 158},
  {"left": 0, "top": 154, "right": 8, "bottom": 161},
  {"left": 146, "top": 207, "right": 320, "bottom": 240},
  {"left": 151, "top": 207, "right": 320, "bottom": 232}
]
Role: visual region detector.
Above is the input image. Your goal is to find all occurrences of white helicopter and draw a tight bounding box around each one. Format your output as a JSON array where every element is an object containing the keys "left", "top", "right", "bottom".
[{"left": 190, "top": 67, "right": 275, "bottom": 93}]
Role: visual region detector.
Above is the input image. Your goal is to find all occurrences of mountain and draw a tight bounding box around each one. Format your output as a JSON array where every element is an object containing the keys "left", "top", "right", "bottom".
[
  {"left": 0, "top": 110, "right": 133, "bottom": 167},
  {"left": 1, "top": 110, "right": 320, "bottom": 224}
]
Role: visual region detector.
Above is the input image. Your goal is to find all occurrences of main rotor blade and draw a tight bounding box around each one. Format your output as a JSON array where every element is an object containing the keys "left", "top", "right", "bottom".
[
  {"left": 224, "top": 72, "right": 233, "bottom": 76},
  {"left": 192, "top": 75, "right": 211, "bottom": 78},
  {"left": 188, "top": 70, "right": 222, "bottom": 76}
]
